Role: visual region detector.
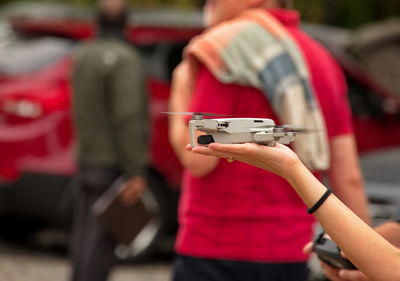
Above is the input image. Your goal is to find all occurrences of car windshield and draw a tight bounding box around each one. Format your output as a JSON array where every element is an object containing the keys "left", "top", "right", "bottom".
[{"left": 0, "top": 28, "right": 74, "bottom": 76}]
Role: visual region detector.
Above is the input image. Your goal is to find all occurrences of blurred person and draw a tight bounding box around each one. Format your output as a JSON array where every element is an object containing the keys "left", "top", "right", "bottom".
[
  {"left": 70, "top": 0, "right": 148, "bottom": 280},
  {"left": 168, "top": 0, "right": 370, "bottom": 280},
  {"left": 186, "top": 142, "right": 400, "bottom": 281}
]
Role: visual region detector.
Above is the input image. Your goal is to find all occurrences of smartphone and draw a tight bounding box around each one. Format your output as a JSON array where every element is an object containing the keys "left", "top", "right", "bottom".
[{"left": 313, "top": 232, "right": 357, "bottom": 270}]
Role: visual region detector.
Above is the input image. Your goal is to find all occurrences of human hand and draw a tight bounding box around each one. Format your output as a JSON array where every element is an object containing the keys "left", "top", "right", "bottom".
[
  {"left": 321, "top": 262, "right": 369, "bottom": 281},
  {"left": 187, "top": 142, "right": 301, "bottom": 179},
  {"left": 303, "top": 241, "right": 313, "bottom": 254},
  {"left": 302, "top": 233, "right": 332, "bottom": 255},
  {"left": 304, "top": 238, "right": 368, "bottom": 281},
  {"left": 119, "top": 176, "right": 147, "bottom": 206}
]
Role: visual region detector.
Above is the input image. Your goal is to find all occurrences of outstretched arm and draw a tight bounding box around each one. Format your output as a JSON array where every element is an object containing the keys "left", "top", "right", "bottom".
[{"left": 188, "top": 143, "right": 400, "bottom": 281}]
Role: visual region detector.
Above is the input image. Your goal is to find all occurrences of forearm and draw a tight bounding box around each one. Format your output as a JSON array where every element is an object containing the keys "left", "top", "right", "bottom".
[{"left": 287, "top": 163, "right": 400, "bottom": 281}]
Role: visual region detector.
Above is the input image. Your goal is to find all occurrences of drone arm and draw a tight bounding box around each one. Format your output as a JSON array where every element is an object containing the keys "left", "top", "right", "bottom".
[
  {"left": 189, "top": 122, "right": 196, "bottom": 147},
  {"left": 253, "top": 132, "right": 275, "bottom": 146},
  {"left": 189, "top": 119, "right": 205, "bottom": 147},
  {"left": 169, "top": 118, "right": 219, "bottom": 177}
]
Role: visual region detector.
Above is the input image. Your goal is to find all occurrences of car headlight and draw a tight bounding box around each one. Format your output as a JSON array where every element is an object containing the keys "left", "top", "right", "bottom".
[{"left": 2, "top": 99, "right": 43, "bottom": 118}]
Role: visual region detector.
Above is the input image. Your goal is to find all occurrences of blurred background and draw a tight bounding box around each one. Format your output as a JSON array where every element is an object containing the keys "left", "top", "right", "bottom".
[
  {"left": 0, "top": 1, "right": 399, "bottom": 280},
  {"left": 1, "top": 0, "right": 400, "bottom": 27}
]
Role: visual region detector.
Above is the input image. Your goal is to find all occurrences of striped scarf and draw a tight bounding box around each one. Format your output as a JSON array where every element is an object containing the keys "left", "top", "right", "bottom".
[{"left": 184, "top": 9, "right": 330, "bottom": 170}]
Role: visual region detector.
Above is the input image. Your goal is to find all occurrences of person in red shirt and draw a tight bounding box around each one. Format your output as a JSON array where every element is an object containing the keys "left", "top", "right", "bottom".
[{"left": 169, "top": 0, "right": 370, "bottom": 280}]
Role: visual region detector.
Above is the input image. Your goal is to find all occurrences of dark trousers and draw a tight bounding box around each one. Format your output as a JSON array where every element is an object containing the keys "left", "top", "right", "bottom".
[
  {"left": 70, "top": 166, "right": 120, "bottom": 281},
  {"left": 172, "top": 255, "right": 310, "bottom": 281}
]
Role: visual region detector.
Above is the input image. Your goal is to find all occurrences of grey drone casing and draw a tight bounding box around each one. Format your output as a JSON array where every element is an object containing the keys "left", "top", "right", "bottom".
[{"left": 189, "top": 118, "right": 296, "bottom": 147}]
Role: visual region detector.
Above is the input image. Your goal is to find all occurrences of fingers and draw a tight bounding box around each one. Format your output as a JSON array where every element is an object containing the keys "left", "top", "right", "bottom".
[
  {"left": 320, "top": 263, "right": 366, "bottom": 281},
  {"left": 207, "top": 142, "right": 258, "bottom": 154},
  {"left": 190, "top": 144, "right": 235, "bottom": 159},
  {"left": 321, "top": 262, "right": 342, "bottom": 281},
  {"left": 188, "top": 142, "right": 285, "bottom": 157},
  {"left": 119, "top": 181, "right": 145, "bottom": 207},
  {"left": 338, "top": 270, "right": 369, "bottom": 281},
  {"left": 303, "top": 241, "right": 313, "bottom": 254},
  {"left": 187, "top": 143, "right": 253, "bottom": 157}
]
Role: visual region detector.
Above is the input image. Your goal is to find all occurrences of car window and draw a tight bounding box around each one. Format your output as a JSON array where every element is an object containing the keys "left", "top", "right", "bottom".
[
  {"left": 356, "top": 41, "right": 400, "bottom": 101},
  {"left": 0, "top": 34, "right": 74, "bottom": 76},
  {"left": 346, "top": 74, "right": 385, "bottom": 118},
  {"left": 138, "top": 42, "right": 187, "bottom": 82},
  {"left": 353, "top": 19, "right": 400, "bottom": 100}
]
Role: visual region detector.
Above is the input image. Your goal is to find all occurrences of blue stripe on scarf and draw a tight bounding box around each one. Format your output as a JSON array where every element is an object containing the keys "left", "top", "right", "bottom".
[{"left": 258, "top": 53, "right": 315, "bottom": 109}]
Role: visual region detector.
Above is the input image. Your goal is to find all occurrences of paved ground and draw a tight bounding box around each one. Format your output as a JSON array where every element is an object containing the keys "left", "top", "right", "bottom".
[{"left": 0, "top": 241, "right": 172, "bottom": 281}]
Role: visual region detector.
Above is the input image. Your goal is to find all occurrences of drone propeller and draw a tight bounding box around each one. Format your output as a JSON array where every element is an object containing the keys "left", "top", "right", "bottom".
[
  {"left": 161, "top": 112, "right": 232, "bottom": 117},
  {"left": 284, "top": 128, "right": 318, "bottom": 133},
  {"left": 275, "top": 125, "right": 320, "bottom": 133},
  {"left": 251, "top": 125, "right": 320, "bottom": 133}
]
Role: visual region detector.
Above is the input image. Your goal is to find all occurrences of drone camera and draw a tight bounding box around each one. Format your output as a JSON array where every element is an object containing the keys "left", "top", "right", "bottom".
[{"left": 198, "top": 135, "right": 215, "bottom": 145}]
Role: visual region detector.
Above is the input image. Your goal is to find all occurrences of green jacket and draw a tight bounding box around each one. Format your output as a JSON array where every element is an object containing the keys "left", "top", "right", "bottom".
[{"left": 72, "top": 39, "right": 149, "bottom": 176}]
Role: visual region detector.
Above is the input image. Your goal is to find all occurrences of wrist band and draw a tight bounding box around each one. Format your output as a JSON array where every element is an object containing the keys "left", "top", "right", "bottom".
[{"left": 307, "top": 189, "right": 332, "bottom": 214}]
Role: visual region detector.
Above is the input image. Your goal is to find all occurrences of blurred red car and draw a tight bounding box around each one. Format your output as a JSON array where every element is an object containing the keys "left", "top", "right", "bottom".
[
  {"left": 0, "top": 3, "right": 399, "bottom": 260},
  {"left": 0, "top": 2, "right": 203, "bottom": 259}
]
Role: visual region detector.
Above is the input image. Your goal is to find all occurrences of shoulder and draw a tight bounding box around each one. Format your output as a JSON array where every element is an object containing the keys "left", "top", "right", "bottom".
[
  {"left": 75, "top": 40, "right": 142, "bottom": 67},
  {"left": 293, "top": 29, "right": 347, "bottom": 94},
  {"left": 75, "top": 41, "right": 99, "bottom": 60}
]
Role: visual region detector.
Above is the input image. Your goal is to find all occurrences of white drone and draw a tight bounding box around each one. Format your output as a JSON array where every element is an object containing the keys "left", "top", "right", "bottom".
[{"left": 164, "top": 112, "right": 308, "bottom": 147}]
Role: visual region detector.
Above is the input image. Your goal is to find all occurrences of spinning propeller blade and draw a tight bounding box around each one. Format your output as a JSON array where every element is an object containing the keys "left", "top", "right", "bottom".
[
  {"left": 275, "top": 125, "right": 320, "bottom": 133},
  {"left": 250, "top": 125, "right": 320, "bottom": 133},
  {"left": 161, "top": 112, "right": 232, "bottom": 117}
]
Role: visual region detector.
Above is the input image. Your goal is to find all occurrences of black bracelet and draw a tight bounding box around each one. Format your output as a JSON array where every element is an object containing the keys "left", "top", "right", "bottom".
[{"left": 307, "top": 189, "right": 332, "bottom": 214}]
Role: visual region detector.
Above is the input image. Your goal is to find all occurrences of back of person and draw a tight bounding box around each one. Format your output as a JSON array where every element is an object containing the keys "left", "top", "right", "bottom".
[
  {"left": 73, "top": 40, "right": 146, "bottom": 168},
  {"left": 70, "top": 1, "right": 149, "bottom": 281}
]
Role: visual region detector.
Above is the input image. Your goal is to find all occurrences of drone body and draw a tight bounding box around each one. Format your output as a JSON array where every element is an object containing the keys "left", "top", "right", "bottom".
[{"left": 189, "top": 116, "right": 296, "bottom": 147}]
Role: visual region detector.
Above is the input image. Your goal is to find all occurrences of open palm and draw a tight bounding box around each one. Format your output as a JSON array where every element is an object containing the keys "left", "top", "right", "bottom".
[{"left": 188, "top": 142, "right": 301, "bottom": 179}]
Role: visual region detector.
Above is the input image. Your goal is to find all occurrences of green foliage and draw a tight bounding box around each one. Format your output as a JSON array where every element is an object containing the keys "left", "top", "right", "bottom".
[
  {"left": 294, "top": 0, "right": 400, "bottom": 28},
  {"left": 0, "top": 0, "right": 197, "bottom": 7},
  {"left": 1, "top": 0, "right": 399, "bottom": 28}
]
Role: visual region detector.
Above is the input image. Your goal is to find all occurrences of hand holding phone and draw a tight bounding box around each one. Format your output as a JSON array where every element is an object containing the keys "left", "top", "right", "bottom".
[{"left": 313, "top": 232, "right": 357, "bottom": 270}]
